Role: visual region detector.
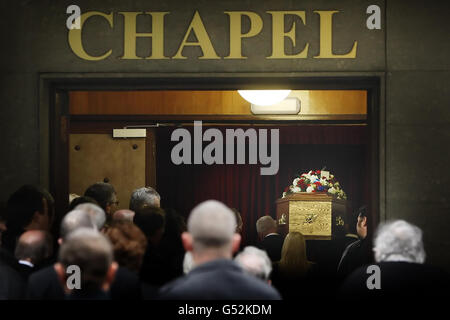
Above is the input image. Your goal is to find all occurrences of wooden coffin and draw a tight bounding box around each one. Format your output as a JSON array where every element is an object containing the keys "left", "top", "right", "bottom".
[{"left": 276, "top": 193, "right": 346, "bottom": 240}]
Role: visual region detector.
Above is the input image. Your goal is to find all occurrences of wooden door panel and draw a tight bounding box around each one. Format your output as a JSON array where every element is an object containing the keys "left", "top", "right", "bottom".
[{"left": 69, "top": 133, "right": 146, "bottom": 210}]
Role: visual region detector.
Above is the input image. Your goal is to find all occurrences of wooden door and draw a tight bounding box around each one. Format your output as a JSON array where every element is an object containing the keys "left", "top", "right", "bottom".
[{"left": 69, "top": 133, "right": 147, "bottom": 210}]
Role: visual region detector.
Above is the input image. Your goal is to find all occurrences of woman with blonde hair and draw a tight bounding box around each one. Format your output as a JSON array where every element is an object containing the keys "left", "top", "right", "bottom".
[
  {"left": 279, "top": 232, "right": 313, "bottom": 275},
  {"left": 271, "top": 232, "right": 315, "bottom": 299}
]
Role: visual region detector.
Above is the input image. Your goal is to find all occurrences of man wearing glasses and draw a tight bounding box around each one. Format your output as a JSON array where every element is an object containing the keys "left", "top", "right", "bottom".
[{"left": 84, "top": 182, "right": 119, "bottom": 225}]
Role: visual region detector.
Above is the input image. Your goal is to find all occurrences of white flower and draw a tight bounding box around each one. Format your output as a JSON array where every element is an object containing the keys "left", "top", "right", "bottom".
[{"left": 285, "top": 170, "right": 346, "bottom": 200}]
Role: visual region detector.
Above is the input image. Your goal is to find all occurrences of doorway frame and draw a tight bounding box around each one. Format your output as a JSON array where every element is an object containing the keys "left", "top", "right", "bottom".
[{"left": 38, "top": 72, "right": 385, "bottom": 230}]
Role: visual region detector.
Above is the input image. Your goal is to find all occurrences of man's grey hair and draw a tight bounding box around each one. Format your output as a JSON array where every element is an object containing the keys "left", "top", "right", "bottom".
[
  {"left": 75, "top": 203, "right": 106, "bottom": 229},
  {"left": 60, "top": 209, "right": 96, "bottom": 240},
  {"left": 373, "top": 220, "right": 426, "bottom": 264},
  {"left": 58, "top": 228, "right": 113, "bottom": 291},
  {"left": 188, "top": 200, "right": 236, "bottom": 252},
  {"left": 235, "top": 246, "right": 272, "bottom": 281},
  {"left": 256, "top": 216, "right": 277, "bottom": 235},
  {"left": 129, "top": 187, "right": 161, "bottom": 212}
]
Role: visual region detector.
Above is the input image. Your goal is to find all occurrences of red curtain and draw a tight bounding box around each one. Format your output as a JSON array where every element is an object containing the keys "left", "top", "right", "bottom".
[{"left": 156, "top": 125, "right": 368, "bottom": 246}]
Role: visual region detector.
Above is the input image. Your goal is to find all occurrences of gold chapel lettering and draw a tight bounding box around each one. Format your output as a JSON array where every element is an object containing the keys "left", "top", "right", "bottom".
[
  {"left": 172, "top": 11, "right": 220, "bottom": 59},
  {"left": 68, "top": 11, "right": 113, "bottom": 61},
  {"left": 267, "top": 11, "right": 309, "bottom": 59},
  {"left": 224, "top": 11, "right": 263, "bottom": 59},
  {"left": 67, "top": 10, "right": 359, "bottom": 61},
  {"left": 313, "top": 10, "right": 357, "bottom": 58},
  {"left": 119, "top": 12, "right": 169, "bottom": 59}
]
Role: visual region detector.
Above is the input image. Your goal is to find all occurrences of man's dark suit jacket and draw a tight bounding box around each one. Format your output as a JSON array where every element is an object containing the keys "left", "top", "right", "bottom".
[
  {"left": 259, "top": 233, "right": 284, "bottom": 262},
  {"left": 27, "top": 265, "right": 141, "bottom": 300},
  {"left": 0, "top": 248, "right": 28, "bottom": 299},
  {"left": 66, "top": 289, "right": 110, "bottom": 300},
  {"left": 336, "top": 238, "right": 372, "bottom": 281},
  {"left": 339, "top": 261, "right": 450, "bottom": 301},
  {"left": 16, "top": 263, "right": 34, "bottom": 280},
  {"left": 0, "top": 262, "right": 26, "bottom": 299},
  {"left": 0, "top": 247, "right": 17, "bottom": 269},
  {"left": 158, "top": 259, "right": 282, "bottom": 300}
]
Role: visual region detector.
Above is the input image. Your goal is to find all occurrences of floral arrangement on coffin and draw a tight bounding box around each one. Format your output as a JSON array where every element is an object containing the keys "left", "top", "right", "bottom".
[{"left": 282, "top": 170, "right": 347, "bottom": 200}]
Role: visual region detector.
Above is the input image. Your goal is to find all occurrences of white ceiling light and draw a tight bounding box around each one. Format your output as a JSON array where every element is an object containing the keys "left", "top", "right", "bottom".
[
  {"left": 251, "top": 98, "right": 300, "bottom": 115},
  {"left": 238, "top": 90, "right": 291, "bottom": 106}
]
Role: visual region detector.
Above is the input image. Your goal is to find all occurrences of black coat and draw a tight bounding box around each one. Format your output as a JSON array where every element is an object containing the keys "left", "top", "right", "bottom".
[
  {"left": 259, "top": 234, "right": 284, "bottom": 262},
  {"left": 26, "top": 265, "right": 142, "bottom": 300},
  {"left": 271, "top": 262, "right": 317, "bottom": 300},
  {"left": 0, "top": 262, "right": 26, "bottom": 299},
  {"left": 16, "top": 263, "right": 34, "bottom": 281},
  {"left": 158, "top": 259, "right": 281, "bottom": 300},
  {"left": 66, "top": 289, "right": 110, "bottom": 300},
  {"left": 336, "top": 238, "right": 372, "bottom": 281},
  {"left": 339, "top": 261, "right": 450, "bottom": 301}
]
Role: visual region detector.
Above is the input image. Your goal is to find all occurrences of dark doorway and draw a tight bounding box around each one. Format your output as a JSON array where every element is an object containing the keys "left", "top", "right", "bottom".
[{"left": 41, "top": 75, "right": 381, "bottom": 246}]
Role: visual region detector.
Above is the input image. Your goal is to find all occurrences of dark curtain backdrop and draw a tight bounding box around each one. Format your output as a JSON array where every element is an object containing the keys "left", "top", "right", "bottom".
[{"left": 156, "top": 125, "right": 368, "bottom": 247}]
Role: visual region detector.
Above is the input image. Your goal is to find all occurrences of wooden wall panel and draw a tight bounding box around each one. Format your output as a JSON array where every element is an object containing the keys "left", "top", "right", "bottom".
[
  {"left": 69, "top": 90, "right": 366, "bottom": 116},
  {"left": 69, "top": 134, "right": 147, "bottom": 211}
]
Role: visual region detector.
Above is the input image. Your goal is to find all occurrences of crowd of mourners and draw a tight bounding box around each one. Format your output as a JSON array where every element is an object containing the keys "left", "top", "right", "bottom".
[{"left": 0, "top": 183, "right": 448, "bottom": 300}]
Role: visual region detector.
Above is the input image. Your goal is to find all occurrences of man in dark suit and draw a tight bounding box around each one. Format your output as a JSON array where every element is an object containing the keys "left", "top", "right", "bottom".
[
  {"left": 54, "top": 228, "right": 117, "bottom": 300},
  {"left": 159, "top": 200, "right": 281, "bottom": 300},
  {"left": 337, "top": 206, "right": 372, "bottom": 281},
  {"left": 2, "top": 185, "right": 54, "bottom": 254},
  {"left": 84, "top": 182, "right": 119, "bottom": 224},
  {"left": 14, "top": 230, "right": 53, "bottom": 280},
  {"left": 340, "top": 220, "right": 450, "bottom": 302},
  {"left": 27, "top": 259, "right": 141, "bottom": 300},
  {"left": 27, "top": 209, "right": 141, "bottom": 300},
  {"left": 0, "top": 259, "right": 26, "bottom": 299},
  {"left": 256, "top": 215, "right": 284, "bottom": 262}
]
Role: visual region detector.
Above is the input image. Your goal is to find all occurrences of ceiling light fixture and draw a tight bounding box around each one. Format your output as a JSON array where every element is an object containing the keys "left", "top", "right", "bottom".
[
  {"left": 250, "top": 98, "right": 300, "bottom": 115},
  {"left": 237, "top": 89, "right": 291, "bottom": 106}
]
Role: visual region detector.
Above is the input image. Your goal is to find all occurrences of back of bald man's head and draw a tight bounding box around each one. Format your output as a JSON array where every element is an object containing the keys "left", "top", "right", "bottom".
[
  {"left": 15, "top": 230, "right": 52, "bottom": 265},
  {"left": 113, "top": 209, "right": 135, "bottom": 222},
  {"left": 188, "top": 200, "right": 237, "bottom": 248}
]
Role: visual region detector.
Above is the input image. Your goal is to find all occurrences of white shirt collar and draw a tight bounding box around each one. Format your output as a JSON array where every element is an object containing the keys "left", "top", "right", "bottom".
[
  {"left": 18, "top": 260, "right": 34, "bottom": 268},
  {"left": 265, "top": 233, "right": 279, "bottom": 238}
]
